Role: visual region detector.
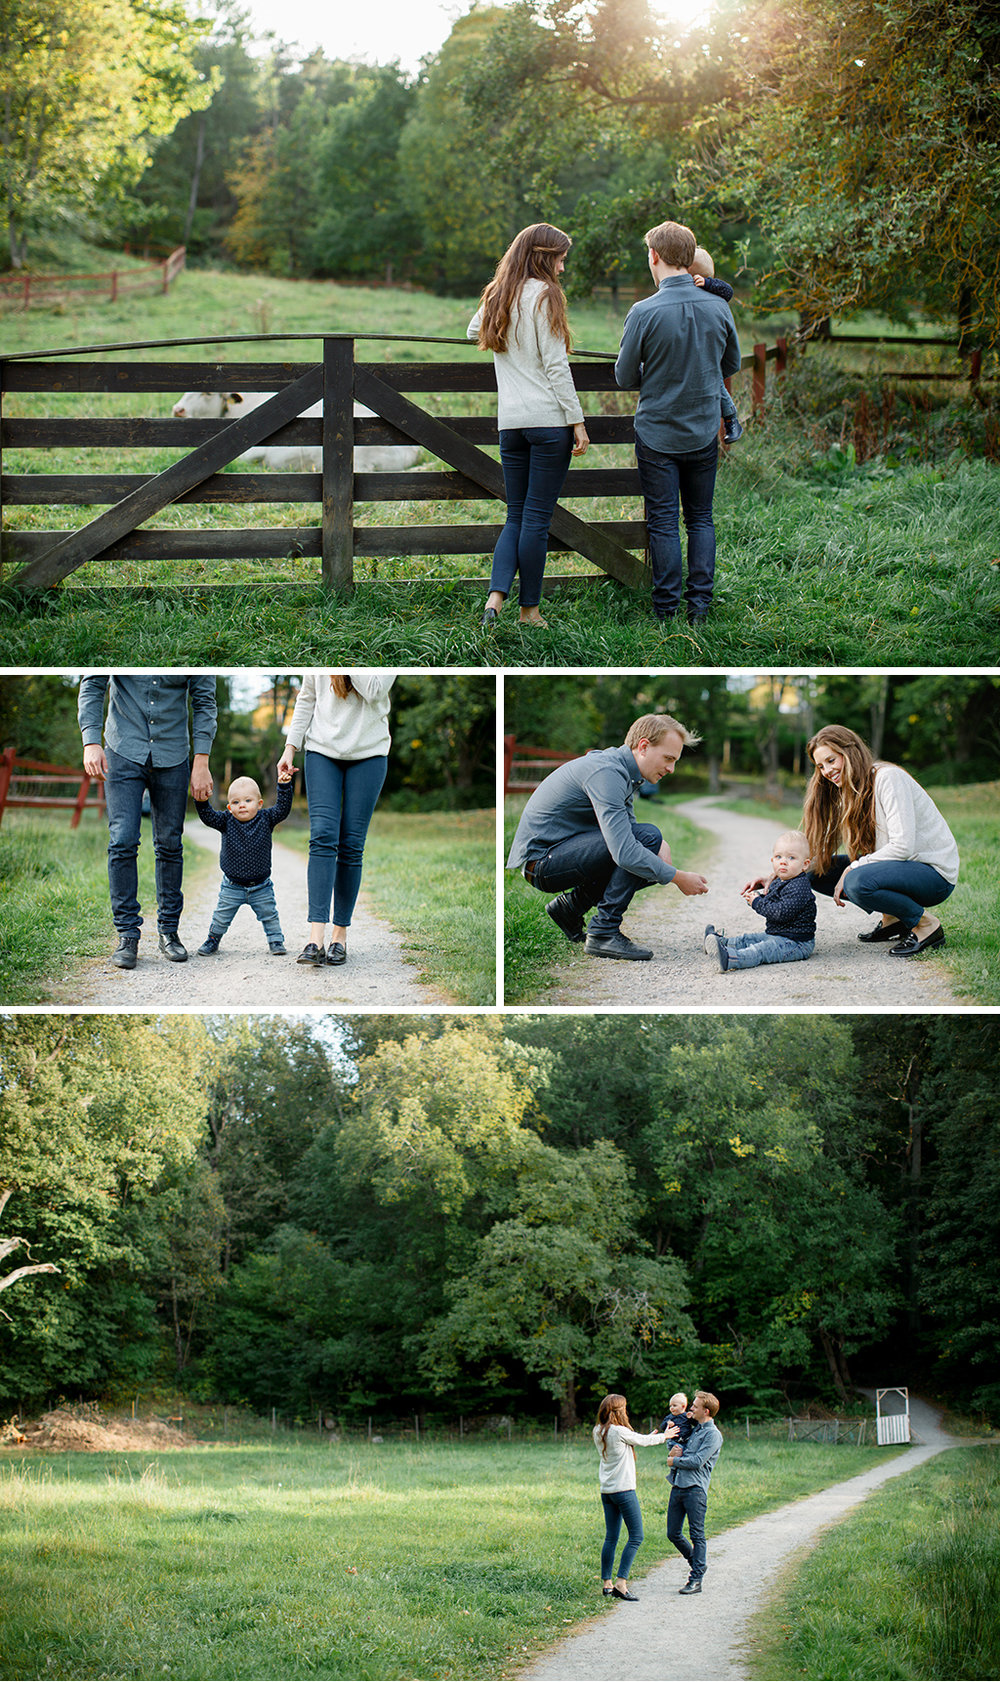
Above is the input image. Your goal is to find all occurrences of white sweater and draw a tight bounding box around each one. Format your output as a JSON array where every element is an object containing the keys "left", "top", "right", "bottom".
[
  {"left": 468, "top": 278, "right": 584, "bottom": 430},
  {"left": 846, "top": 764, "right": 959, "bottom": 884},
  {"left": 593, "top": 1422, "right": 668, "bottom": 1493},
  {"left": 285, "top": 671, "right": 394, "bottom": 762}
]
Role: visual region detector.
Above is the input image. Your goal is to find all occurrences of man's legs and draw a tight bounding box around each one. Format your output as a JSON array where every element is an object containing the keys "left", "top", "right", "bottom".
[
  {"left": 104, "top": 747, "right": 148, "bottom": 939},
  {"left": 146, "top": 756, "right": 190, "bottom": 935},
  {"left": 531, "top": 823, "right": 664, "bottom": 938},
  {"left": 682, "top": 1486, "right": 709, "bottom": 1580},
  {"left": 635, "top": 438, "right": 682, "bottom": 618},
  {"left": 667, "top": 1484, "right": 693, "bottom": 1568},
  {"left": 677, "top": 437, "right": 719, "bottom": 617}
]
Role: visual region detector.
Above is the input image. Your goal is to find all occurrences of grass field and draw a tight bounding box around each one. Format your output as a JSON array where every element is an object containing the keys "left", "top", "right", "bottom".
[
  {"left": 0, "top": 1434, "right": 903, "bottom": 1681},
  {"left": 749, "top": 1444, "right": 1000, "bottom": 1681},
  {"left": 2, "top": 265, "right": 997, "bottom": 666},
  {"left": 0, "top": 806, "right": 495, "bottom": 1006}
]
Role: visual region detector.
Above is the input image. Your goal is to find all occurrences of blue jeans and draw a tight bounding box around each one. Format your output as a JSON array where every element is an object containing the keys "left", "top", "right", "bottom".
[
  {"left": 811, "top": 854, "right": 954, "bottom": 931},
  {"left": 492, "top": 426, "right": 574, "bottom": 606},
  {"left": 209, "top": 875, "right": 283, "bottom": 943},
  {"left": 304, "top": 751, "right": 388, "bottom": 928},
  {"left": 724, "top": 931, "right": 815, "bottom": 968},
  {"left": 530, "top": 822, "right": 663, "bottom": 938},
  {"left": 104, "top": 745, "right": 189, "bottom": 937},
  {"left": 667, "top": 1483, "right": 708, "bottom": 1579},
  {"left": 635, "top": 434, "right": 719, "bottom": 617},
  {"left": 601, "top": 1489, "right": 644, "bottom": 1580}
]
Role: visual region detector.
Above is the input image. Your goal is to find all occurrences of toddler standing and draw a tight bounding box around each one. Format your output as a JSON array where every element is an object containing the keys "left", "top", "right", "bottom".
[
  {"left": 195, "top": 771, "right": 295, "bottom": 956},
  {"left": 705, "top": 831, "right": 816, "bottom": 971}
]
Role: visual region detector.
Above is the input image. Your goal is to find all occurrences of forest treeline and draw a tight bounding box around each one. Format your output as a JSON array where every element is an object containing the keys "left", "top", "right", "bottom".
[
  {"left": 0, "top": 674, "right": 495, "bottom": 812},
  {"left": 1, "top": 1014, "right": 997, "bottom": 1427},
  {"left": 4, "top": 0, "right": 999, "bottom": 338}
]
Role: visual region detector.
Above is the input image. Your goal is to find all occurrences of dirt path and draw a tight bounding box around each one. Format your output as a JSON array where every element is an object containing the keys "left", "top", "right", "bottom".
[
  {"left": 50, "top": 821, "right": 448, "bottom": 1008},
  {"left": 541, "top": 797, "right": 960, "bottom": 1008},
  {"left": 522, "top": 1398, "right": 968, "bottom": 1682}
]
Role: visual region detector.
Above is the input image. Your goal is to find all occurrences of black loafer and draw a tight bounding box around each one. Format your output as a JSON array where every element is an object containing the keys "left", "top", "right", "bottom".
[
  {"left": 158, "top": 931, "right": 188, "bottom": 962},
  {"left": 546, "top": 893, "right": 585, "bottom": 943},
  {"left": 611, "top": 1586, "right": 638, "bottom": 1601},
  {"left": 584, "top": 930, "right": 653, "bottom": 961},
  {"left": 481, "top": 606, "right": 499, "bottom": 629},
  {"left": 296, "top": 942, "right": 326, "bottom": 965},
  {"left": 327, "top": 942, "right": 347, "bottom": 965},
  {"left": 891, "top": 926, "right": 945, "bottom": 957},
  {"left": 858, "top": 920, "right": 904, "bottom": 943}
]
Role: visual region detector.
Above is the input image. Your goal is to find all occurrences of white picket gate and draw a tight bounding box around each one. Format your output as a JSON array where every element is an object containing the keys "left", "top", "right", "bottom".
[{"left": 875, "top": 1386, "right": 911, "bottom": 1444}]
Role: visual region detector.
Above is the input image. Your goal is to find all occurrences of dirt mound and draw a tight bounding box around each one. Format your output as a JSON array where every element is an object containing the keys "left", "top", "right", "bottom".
[{"left": 15, "top": 1404, "right": 195, "bottom": 1453}]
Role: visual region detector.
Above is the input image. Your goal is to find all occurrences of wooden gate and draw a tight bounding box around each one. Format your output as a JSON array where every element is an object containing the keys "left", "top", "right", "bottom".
[{"left": 0, "top": 334, "right": 652, "bottom": 594}]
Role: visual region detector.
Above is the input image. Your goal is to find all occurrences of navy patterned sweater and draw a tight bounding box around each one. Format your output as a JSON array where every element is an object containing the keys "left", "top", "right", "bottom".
[
  {"left": 195, "top": 778, "right": 294, "bottom": 885},
  {"left": 750, "top": 872, "right": 816, "bottom": 942}
]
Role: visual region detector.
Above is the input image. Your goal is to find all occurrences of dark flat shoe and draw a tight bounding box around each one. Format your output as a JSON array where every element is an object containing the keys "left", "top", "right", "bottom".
[
  {"left": 611, "top": 1586, "right": 638, "bottom": 1601},
  {"left": 296, "top": 942, "right": 326, "bottom": 965},
  {"left": 858, "top": 919, "right": 904, "bottom": 943},
  {"left": 891, "top": 925, "right": 945, "bottom": 957},
  {"left": 327, "top": 942, "right": 347, "bottom": 965},
  {"left": 679, "top": 1578, "right": 702, "bottom": 1594},
  {"left": 481, "top": 606, "right": 499, "bottom": 629},
  {"left": 158, "top": 931, "right": 188, "bottom": 962}
]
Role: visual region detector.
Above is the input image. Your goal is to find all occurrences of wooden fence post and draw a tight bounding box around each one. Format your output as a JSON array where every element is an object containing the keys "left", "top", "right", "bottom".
[
  {"left": 776, "top": 336, "right": 787, "bottom": 379},
  {"left": 752, "top": 343, "right": 767, "bottom": 416},
  {"left": 322, "top": 336, "right": 355, "bottom": 593},
  {"left": 970, "top": 349, "right": 982, "bottom": 389}
]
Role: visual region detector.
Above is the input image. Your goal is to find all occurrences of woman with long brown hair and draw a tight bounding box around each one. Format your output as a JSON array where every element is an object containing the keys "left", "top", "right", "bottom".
[
  {"left": 468, "top": 222, "right": 589, "bottom": 630},
  {"left": 278, "top": 671, "right": 395, "bottom": 966},
  {"left": 802, "top": 724, "right": 959, "bottom": 955},
  {"left": 593, "top": 1393, "right": 669, "bottom": 1601}
]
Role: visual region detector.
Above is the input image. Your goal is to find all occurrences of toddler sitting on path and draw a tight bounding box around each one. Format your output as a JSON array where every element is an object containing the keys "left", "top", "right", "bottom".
[
  {"left": 195, "top": 771, "right": 295, "bottom": 956},
  {"left": 705, "top": 830, "right": 816, "bottom": 971}
]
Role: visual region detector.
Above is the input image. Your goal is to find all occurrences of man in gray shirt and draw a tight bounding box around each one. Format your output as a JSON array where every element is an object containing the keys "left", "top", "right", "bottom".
[
  {"left": 666, "top": 1390, "right": 723, "bottom": 1593},
  {"left": 615, "top": 220, "right": 742, "bottom": 625},
  {"left": 507, "top": 712, "right": 709, "bottom": 961},
  {"left": 79, "top": 676, "right": 217, "bottom": 969}
]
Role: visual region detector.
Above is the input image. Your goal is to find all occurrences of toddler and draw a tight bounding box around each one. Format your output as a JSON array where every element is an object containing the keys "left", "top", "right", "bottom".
[
  {"left": 705, "top": 830, "right": 816, "bottom": 971},
  {"left": 195, "top": 771, "right": 294, "bottom": 956},
  {"left": 690, "top": 245, "right": 742, "bottom": 443},
  {"left": 658, "top": 1391, "right": 694, "bottom": 1449}
]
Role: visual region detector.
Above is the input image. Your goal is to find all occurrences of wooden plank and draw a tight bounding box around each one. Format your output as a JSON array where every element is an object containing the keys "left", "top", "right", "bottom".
[
  {"left": 322, "top": 336, "right": 354, "bottom": 591},
  {"left": 4, "top": 466, "right": 643, "bottom": 506},
  {"left": 353, "top": 521, "right": 649, "bottom": 557},
  {"left": 2, "top": 412, "right": 636, "bottom": 449},
  {"left": 6, "top": 366, "right": 324, "bottom": 589},
  {"left": 354, "top": 367, "right": 648, "bottom": 589},
  {"left": 1, "top": 361, "right": 323, "bottom": 394}
]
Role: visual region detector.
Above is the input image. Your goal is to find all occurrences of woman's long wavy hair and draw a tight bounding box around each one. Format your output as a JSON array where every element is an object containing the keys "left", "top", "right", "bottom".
[
  {"left": 329, "top": 675, "right": 355, "bottom": 699},
  {"left": 803, "top": 725, "right": 879, "bottom": 873},
  {"left": 476, "top": 223, "right": 573, "bottom": 354},
  {"left": 596, "top": 1392, "right": 635, "bottom": 1463}
]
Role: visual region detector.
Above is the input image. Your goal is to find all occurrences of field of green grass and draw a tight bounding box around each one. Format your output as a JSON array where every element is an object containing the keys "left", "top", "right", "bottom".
[
  {"left": 749, "top": 1444, "right": 1000, "bottom": 1681},
  {"left": 2, "top": 265, "right": 996, "bottom": 666},
  {"left": 0, "top": 806, "right": 495, "bottom": 1006},
  {"left": 0, "top": 1433, "right": 903, "bottom": 1681}
]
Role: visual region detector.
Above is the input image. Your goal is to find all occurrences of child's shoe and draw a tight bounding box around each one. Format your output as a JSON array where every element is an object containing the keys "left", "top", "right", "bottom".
[
  {"left": 269, "top": 940, "right": 287, "bottom": 955},
  {"left": 711, "top": 933, "right": 729, "bottom": 972},
  {"left": 724, "top": 415, "right": 743, "bottom": 442},
  {"left": 198, "top": 932, "right": 221, "bottom": 955},
  {"left": 703, "top": 923, "right": 725, "bottom": 954}
]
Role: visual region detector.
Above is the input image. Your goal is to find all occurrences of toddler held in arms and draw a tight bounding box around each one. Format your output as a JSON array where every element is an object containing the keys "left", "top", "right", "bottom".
[
  {"left": 690, "top": 245, "right": 743, "bottom": 443},
  {"left": 195, "top": 770, "right": 295, "bottom": 957},
  {"left": 705, "top": 830, "right": 816, "bottom": 971}
]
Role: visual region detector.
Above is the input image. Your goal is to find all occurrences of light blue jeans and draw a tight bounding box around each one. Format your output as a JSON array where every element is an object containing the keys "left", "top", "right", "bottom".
[
  {"left": 600, "top": 1489, "right": 644, "bottom": 1580},
  {"left": 208, "top": 875, "right": 283, "bottom": 944},
  {"left": 723, "top": 931, "right": 815, "bottom": 968}
]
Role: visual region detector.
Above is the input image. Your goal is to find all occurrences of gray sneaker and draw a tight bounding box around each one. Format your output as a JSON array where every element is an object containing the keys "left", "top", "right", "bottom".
[
  {"left": 703, "top": 923, "right": 725, "bottom": 954},
  {"left": 584, "top": 930, "right": 653, "bottom": 961}
]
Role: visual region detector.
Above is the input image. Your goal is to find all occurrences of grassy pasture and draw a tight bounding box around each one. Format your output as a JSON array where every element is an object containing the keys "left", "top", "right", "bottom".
[
  {"left": 2, "top": 268, "right": 997, "bottom": 666},
  {"left": 0, "top": 1434, "right": 903, "bottom": 1681}
]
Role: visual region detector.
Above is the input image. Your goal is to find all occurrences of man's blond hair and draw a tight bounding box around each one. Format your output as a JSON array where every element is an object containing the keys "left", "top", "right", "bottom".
[
  {"left": 694, "top": 1390, "right": 720, "bottom": 1418},
  {"left": 644, "top": 221, "right": 697, "bottom": 269},
  {"left": 625, "top": 714, "right": 701, "bottom": 751}
]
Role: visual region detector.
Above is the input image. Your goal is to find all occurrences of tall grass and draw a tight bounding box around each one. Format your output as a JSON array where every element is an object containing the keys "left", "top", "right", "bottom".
[
  {"left": 280, "top": 808, "right": 497, "bottom": 1005},
  {"left": 749, "top": 1445, "right": 1000, "bottom": 1681},
  {"left": 0, "top": 1435, "right": 902, "bottom": 1682},
  {"left": 2, "top": 266, "right": 997, "bottom": 666}
]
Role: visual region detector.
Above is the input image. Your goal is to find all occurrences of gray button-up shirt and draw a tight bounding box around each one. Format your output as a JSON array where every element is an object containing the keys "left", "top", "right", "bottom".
[
  {"left": 615, "top": 274, "right": 742, "bottom": 454},
  {"left": 506, "top": 744, "right": 676, "bottom": 886},
  {"left": 78, "top": 676, "right": 217, "bottom": 767}
]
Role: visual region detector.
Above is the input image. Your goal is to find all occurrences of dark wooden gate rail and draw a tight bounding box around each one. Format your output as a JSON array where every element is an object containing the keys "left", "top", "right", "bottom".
[{"left": 0, "top": 335, "right": 653, "bottom": 594}]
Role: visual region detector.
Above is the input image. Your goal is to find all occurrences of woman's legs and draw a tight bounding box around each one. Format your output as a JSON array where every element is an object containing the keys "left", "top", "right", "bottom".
[
  {"left": 840, "top": 861, "right": 954, "bottom": 935},
  {"left": 490, "top": 427, "right": 573, "bottom": 617},
  {"left": 600, "top": 1489, "right": 644, "bottom": 1585},
  {"left": 304, "top": 752, "right": 388, "bottom": 946}
]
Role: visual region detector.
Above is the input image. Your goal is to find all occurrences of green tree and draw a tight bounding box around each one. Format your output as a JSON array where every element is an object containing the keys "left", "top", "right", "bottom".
[
  {"left": 0, "top": 0, "right": 216, "bottom": 268},
  {"left": 307, "top": 64, "right": 419, "bottom": 280}
]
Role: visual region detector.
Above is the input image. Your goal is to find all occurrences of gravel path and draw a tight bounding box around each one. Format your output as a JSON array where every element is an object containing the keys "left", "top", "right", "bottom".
[
  {"left": 522, "top": 1397, "right": 967, "bottom": 1682},
  {"left": 541, "top": 797, "right": 960, "bottom": 1008},
  {"left": 50, "top": 821, "right": 448, "bottom": 1008}
]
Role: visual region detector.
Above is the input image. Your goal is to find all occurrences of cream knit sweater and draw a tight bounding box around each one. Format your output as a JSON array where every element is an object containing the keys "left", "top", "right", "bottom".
[
  {"left": 846, "top": 764, "right": 960, "bottom": 883},
  {"left": 468, "top": 278, "right": 584, "bottom": 430},
  {"left": 285, "top": 672, "right": 394, "bottom": 761}
]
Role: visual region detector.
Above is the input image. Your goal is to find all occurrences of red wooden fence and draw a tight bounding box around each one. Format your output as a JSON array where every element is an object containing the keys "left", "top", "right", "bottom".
[
  {"left": 0, "top": 247, "right": 185, "bottom": 311},
  {"left": 0, "top": 746, "right": 104, "bottom": 827}
]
